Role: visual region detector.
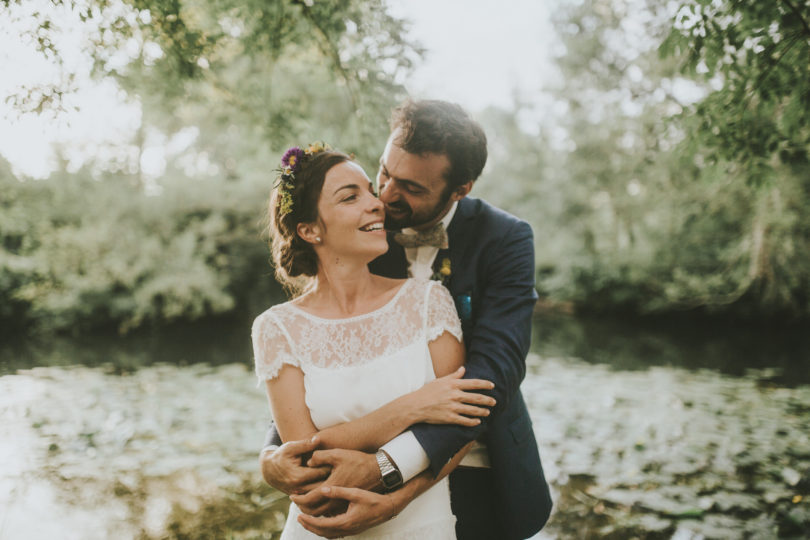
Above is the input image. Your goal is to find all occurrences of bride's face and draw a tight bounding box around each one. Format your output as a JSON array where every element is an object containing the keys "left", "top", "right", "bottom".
[{"left": 311, "top": 161, "right": 387, "bottom": 261}]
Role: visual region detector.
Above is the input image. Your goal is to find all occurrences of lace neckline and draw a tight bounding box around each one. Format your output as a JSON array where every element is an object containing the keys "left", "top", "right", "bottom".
[{"left": 284, "top": 279, "right": 411, "bottom": 323}]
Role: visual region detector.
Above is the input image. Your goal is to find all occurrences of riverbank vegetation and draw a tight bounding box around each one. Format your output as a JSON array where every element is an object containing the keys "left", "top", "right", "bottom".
[{"left": 3, "top": 0, "right": 810, "bottom": 336}]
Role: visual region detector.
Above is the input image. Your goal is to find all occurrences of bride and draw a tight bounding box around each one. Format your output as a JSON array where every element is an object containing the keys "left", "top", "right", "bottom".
[{"left": 251, "top": 144, "right": 496, "bottom": 539}]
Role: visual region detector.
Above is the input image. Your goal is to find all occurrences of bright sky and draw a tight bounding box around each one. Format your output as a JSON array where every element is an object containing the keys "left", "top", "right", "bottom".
[
  {"left": 0, "top": 1, "right": 558, "bottom": 179},
  {"left": 386, "top": 0, "right": 558, "bottom": 112},
  {"left": 0, "top": 0, "right": 143, "bottom": 179}
]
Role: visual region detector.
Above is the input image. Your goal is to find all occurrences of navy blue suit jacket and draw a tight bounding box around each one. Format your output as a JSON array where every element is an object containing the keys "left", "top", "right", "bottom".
[{"left": 368, "top": 197, "right": 552, "bottom": 539}]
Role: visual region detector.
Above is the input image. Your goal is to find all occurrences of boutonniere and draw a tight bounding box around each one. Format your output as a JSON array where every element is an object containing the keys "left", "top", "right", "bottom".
[{"left": 431, "top": 257, "right": 452, "bottom": 286}]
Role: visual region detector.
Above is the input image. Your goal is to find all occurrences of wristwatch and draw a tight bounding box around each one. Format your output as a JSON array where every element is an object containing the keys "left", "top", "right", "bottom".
[{"left": 375, "top": 450, "right": 403, "bottom": 491}]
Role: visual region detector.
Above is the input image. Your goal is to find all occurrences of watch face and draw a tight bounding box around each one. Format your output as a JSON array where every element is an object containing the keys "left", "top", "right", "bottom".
[{"left": 382, "top": 469, "right": 403, "bottom": 489}]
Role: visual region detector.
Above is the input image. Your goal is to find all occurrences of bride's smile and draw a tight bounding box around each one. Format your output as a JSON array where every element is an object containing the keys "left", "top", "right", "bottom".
[{"left": 300, "top": 161, "right": 388, "bottom": 264}]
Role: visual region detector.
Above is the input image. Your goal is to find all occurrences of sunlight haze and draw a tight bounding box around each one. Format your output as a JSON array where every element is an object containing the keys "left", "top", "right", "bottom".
[{"left": 0, "top": 0, "right": 557, "bottom": 179}]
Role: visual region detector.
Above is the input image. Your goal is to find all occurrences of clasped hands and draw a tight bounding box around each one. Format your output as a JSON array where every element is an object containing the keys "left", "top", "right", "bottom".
[
  {"left": 259, "top": 368, "right": 496, "bottom": 538},
  {"left": 261, "top": 436, "right": 396, "bottom": 538}
]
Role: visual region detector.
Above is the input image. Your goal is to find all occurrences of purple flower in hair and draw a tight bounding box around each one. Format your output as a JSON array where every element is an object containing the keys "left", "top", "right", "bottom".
[{"left": 281, "top": 146, "right": 305, "bottom": 173}]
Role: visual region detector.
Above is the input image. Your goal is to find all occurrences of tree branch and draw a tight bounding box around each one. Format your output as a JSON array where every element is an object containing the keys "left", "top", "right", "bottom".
[
  {"left": 782, "top": 0, "right": 810, "bottom": 40},
  {"left": 292, "top": 0, "right": 359, "bottom": 110},
  {"left": 750, "top": 31, "right": 803, "bottom": 98}
]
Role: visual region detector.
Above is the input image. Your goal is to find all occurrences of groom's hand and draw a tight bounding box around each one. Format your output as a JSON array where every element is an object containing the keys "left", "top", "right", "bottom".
[
  {"left": 293, "top": 448, "right": 380, "bottom": 516},
  {"left": 259, "top": 436, "right": 330, "bottom": 495},
  {"left": 294, "top": 486, "right": 398, "bottom": 539}
]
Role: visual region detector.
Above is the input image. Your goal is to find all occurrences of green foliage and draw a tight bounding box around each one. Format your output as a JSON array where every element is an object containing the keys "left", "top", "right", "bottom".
[
  {"left": 655, "top": 0, "right": 810, "bottom": 316},
  {"left": 7, "top": 0, "right": 810, "bottom": 334},
  {"left": 661, "top": 0, "right": 810, "bottom": 181},
  {"left": 0, "top": 0, "right": 418, "bottom": 335},
  {"left": 115, "top": 0, "right": 417, "bottom": 166},
  {"left": 0, "top": 163, "right": 280, "bottom": 334},
  {"left": 5, "top": 0, "right": 418, "bottom": 167},
  {"left": 514, "top": 0, "right": 693, "bottom": 313},
  {"left": 489, "top": 0, "right": 810, "bottom": 319}
]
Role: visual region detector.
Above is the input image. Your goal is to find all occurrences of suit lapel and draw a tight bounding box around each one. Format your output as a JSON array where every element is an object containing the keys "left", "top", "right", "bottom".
[{"left": 444, "top": 197, "right": 477, "bottom": 294}]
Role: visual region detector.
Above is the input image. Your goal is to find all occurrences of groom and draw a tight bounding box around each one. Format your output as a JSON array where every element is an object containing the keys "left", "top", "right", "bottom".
[{"left": 260, "top": 99, "right": 552, "bottom": 539}]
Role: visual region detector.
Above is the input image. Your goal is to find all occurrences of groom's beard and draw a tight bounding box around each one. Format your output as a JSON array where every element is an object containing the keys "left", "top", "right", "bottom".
[{"left": 384, "top": 187, "right": 453, "bottom": 230}]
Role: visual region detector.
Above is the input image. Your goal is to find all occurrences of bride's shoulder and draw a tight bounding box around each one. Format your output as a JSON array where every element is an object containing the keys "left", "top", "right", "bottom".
[
  {"left": 252, "top": 301, "right": 295, "bottom": 331},
  {"left": 407, "top": 278, "right": 454, "bottom": 307}
]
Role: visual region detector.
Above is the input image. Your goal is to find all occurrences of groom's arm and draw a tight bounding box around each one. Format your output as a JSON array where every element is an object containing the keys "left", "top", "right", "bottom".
[
  {"left": 263, "top": 422, "right": 282, "bottom": 449},
  {"left": 291, "top": 220, "right": 536, "bottom": 513},
  {"left": 410, "top": 219, "right": 537, "bottom": 475}
]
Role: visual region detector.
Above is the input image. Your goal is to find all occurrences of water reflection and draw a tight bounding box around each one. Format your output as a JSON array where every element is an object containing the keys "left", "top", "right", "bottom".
[
  {"left": 5, "top": 313, "right": 808, "bottom": 383},
  {"left": 532, "top": 313, "right": 810, "bottom": 385},
  {"left": 0, "top": 316, "right": 255, "bottom": 376},
  {"left": 2, "top": 315, "right": 809, "bottom": 538}
]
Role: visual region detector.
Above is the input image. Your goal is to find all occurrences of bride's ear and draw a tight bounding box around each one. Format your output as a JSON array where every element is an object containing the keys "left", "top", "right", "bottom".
[{"left": 296, "top": 222, "right": 323, "bottom": 245}]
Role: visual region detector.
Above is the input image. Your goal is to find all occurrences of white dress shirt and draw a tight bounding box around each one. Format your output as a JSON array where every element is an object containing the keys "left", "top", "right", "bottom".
[
  {"left": 381, "top": 202, "right": 490, "bottom": 483},
  {"left": 398, "top": 202, "right": 457, "bottom": 280}
]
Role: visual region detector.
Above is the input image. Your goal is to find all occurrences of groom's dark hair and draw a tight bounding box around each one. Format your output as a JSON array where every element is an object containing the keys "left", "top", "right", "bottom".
[{"left": 389, "top": 99, "right": 487, "bottom": 189}]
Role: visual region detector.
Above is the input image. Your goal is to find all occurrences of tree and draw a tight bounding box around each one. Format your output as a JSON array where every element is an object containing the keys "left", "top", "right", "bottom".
[
  {"left": 0, "top": 0, "right": 424, "bottom": 334},
  {"left": 660, "top": 0, "right": 810, "bottom": 316},
  {"left": 535, "top": 0, "right": 700, "bottom": 312},
  {"left": 661, "top": 0, "right": 810, "bottom": 180},
  {"left": 3, "top": 0, "right": 421, "bottom": 172}
]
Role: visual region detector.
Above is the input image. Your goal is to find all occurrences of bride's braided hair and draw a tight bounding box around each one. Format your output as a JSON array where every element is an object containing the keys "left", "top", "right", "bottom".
[{"left": 267, "top": 145, "right": 350, "bottom": 292}]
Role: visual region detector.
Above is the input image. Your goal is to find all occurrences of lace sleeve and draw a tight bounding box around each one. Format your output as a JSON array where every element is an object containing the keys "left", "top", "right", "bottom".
[
  {"left": 426, "top": 281, "right": 463, "bottom": 343},
  {"left": 251, "top": 310, "right": 299, "bottom": 382}
]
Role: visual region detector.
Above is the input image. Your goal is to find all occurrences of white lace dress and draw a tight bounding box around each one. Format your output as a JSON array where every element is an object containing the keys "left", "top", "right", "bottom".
[{"left": 252, "top": 278, "right": 463, "bottom": 540}]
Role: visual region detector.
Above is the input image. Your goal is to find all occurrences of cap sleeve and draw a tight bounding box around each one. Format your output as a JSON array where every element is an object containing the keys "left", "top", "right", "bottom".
[
  {"left": 251, "top": 310, "right": 299, "bottom": 382},
  {"left": 426, "top": 281, "right": 463, "bottom": 344}
]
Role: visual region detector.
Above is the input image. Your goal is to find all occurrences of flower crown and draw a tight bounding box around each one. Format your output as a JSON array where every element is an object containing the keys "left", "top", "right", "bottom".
[{"left": 275, "top": 142, "right": 332, "bottom": 216}]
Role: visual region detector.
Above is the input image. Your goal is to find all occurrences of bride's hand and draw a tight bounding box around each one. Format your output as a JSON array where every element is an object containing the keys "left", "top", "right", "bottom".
[{"left": 409, "top": 367, "right": 496, "bottom": 426}]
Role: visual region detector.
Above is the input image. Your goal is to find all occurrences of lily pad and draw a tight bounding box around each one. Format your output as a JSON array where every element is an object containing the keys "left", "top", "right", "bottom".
[{"left": 782, "top": 467, "right": 802, "bottom": 487}]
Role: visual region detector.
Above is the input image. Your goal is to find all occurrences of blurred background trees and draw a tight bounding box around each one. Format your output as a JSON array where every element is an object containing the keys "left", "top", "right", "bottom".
[
  {"left": 659, "top": 0, "right": 810, "bottom": 317},
  {"left": 479, "top": 0, "right": 810, "bottom": 319},
  {"left": 2, "top": 0, "right": 810, "bottom": 336},
  {"left": 1, "top": 0, "right": 416, "bottom": 334}
]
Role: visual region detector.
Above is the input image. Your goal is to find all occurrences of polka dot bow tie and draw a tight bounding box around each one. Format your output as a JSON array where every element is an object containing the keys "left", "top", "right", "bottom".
[{"left": 392, "top": 222, "right": 449, "bottom": 249}]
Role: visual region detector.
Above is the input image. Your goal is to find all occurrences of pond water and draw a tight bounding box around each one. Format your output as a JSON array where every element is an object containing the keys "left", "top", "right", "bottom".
[
  {"left": 533, "top": 313, "right": 810, "bottom": 386},
  {"left": 1, "top": 314, "right": 809, "bottom": 539}
]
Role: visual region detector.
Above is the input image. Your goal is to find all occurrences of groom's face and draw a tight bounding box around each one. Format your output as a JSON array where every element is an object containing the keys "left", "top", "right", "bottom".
[{"left": 376, "top": 131, "right": 455, "bottom": 231}]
